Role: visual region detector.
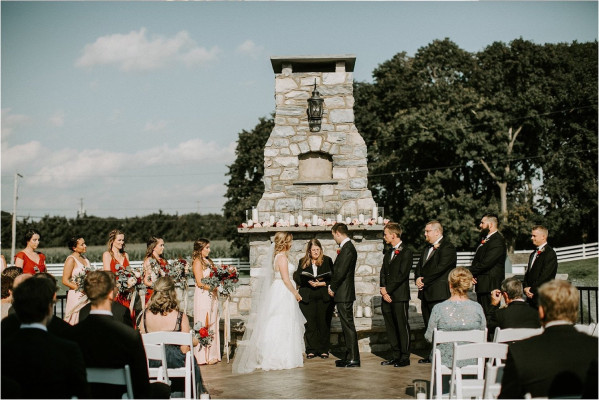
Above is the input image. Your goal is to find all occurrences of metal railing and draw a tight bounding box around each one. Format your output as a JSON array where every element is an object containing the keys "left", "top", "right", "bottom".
[{"left": 577, "top": 286, "right": 598, "bottom": 324}]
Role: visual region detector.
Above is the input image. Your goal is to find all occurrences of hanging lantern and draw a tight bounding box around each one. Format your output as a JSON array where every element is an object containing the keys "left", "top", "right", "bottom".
[{"left": 307, "top": 79, "right": 324, "bottom": 132}]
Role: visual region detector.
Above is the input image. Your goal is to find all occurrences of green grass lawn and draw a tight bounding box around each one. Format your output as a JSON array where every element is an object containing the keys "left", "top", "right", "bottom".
[{"left": 558, "top": 257, "right": 598, "bottom": 286}]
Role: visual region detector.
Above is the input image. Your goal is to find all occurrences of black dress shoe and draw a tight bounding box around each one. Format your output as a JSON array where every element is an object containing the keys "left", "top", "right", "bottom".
[
  {"left": 394, "top": 358, "right": 410, "bottom": 367},
  {"left": 418, "top": 357, "right": 431, "bottom": 364},
  {"left": 380, "top": 359, "right": 396, "bottom": 366},
  {"left": 335, "top": 359, "right": 347, "bottom": 366},
  {"left": 345, "top": 360, "right": 361, "bottom": 368}
]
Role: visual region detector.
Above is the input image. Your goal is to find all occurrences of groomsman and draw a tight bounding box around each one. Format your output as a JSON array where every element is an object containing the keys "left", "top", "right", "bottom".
[
  {"left": 523, "top": 225, "right": 558, "bottom": 308},
  {"left": 329, "top": 223, "right": 360, "bottom": 368},
  {"left": 469, "top": 213, "right": 507, "bottom": 316},
  {"left": 380, "top": 222, "right": 414, "bottom": 367},
  {"left": 414, "top": 220, "right": 456, "bottom": 363}
]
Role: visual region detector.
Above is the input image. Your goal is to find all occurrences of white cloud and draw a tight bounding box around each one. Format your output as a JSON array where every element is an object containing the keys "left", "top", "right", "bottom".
[
  {"left": 143, "top": 120, "right": 168, "bottom": 132},
  {"left": 236, "top": 40, "right": 264, "bottom": 59},
  {"left": 49, "top": 111, "right": 65, "bottom": 127},
  {"left": 1, "top": 108, "right": 30, "bottom": 138},
  {"left": 75, "top": 28, "right": 220, "bottom": 71}
]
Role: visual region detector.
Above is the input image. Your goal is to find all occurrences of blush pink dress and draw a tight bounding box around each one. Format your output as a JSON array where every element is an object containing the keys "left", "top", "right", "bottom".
[
  {"left": 64, "top": 256, "right": 90, "bottom": 325},
  {"left": 193, "top": 265, "right": 221, "bottom": 365}
]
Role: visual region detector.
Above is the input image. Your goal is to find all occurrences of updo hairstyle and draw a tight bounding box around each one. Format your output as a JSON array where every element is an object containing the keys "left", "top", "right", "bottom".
[{"left": 448, "top": 267, "right": 473, "bottom": 297}]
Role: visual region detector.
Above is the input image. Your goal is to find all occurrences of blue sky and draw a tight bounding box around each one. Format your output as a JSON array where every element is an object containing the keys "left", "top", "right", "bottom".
[{"left": 2, "top": 1, "right": 597, "bottom": 220}]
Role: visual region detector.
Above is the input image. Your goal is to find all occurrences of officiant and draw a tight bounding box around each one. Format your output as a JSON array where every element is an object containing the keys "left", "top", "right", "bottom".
[{"left": 293, "top": 239, "right": 334, "bottom": 359}]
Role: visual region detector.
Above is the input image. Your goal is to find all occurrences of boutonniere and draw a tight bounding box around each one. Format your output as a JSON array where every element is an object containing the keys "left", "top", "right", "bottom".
[
  {"left": 394, "top": 249, "right": 400, "bottom": 255},
  {"left": 336, "top": 248, "right": 341, "bottom": 255},
  {"left": 536, "top": 247, "right": 545, "bottom": 256},
  {"left": 480, "top": 237, "right": 488, "bottom": 245},
  {"left": 433, "top": 243, "right": 440, "bottom": 250}
]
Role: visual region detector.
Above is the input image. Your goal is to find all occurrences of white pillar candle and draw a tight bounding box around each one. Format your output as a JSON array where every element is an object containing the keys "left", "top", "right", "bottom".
[
  {"left": 248, "top": 219, "right": 254, "bottom": 227},
  {"left": 325, "top": 218, "right": 332, "bottom": 225},
  {"left": 372, "top": 206, "right": 378, "bottom": 219},
  {"left": 269, "top": 215, "right": 275, "bottom": 225},
  {"left": 252, "top": 207, "right": 258, "bottom": 222},
  {"left": 377, "top": 216, "right": 384, "bottom": 225},
  {"left": 336, "top": 214, "right": 343, "bottom": 222},
  {"left": 364, "top": 306, "right": 372, "bottom": 318},
  {"left": 297, "top": 215, "right": 303, "bottom": 224},
  {"left": 345, "top": 217, "right": 352, "bottom": 225},
  {"left": 312, "top": 214, "right": 318, "bottom": 225},
  {"left": 356, "top": 305, "right": 363, "bottom": 318},
  {"left": 358, "top": 213, "right": 365, "bottom": 223},
  {"left": 290, "top": 215, "right": 295, "bottom": 226}
]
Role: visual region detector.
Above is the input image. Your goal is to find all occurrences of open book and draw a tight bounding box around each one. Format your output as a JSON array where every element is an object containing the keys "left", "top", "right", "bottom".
[{"left": 300, "top": 270, "right": 331, "bottom": 280}]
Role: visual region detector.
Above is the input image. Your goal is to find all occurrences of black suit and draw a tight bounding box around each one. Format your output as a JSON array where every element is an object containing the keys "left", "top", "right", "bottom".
[
  {"left": 487, "top": 300, "right": 541, "bottom": 334},
  {"left": 293, "top": 255, "right": 334, "bottom": 354},
  {"left": 499, "top": 324, "right": 598, "bottom": 398},
  {"left": 523, "top": 244, "right": 558, "bottom": 307},
  {"left": 1, "top": 327, "right": 89, "bottom": 399},
  {"left": 1, "top": 313, "right": 73, "bottom": 344},
  {"left": 380, "top": 243, "right": 413, "bottom": 361},
  {"left": 66, "top": 313, "right": 155, "bottom": 399},
  {"left": 414, "top": 238, "right": 456, "bottom": 328},
  {"left": 330, "top": 240, "right": 359, "bottom": 362},
  {"left": 469, "top": 232, "right": 507, "bottom": 315},
  {"left": 79, "top": 300, "right": 134, "bottom": 327}
]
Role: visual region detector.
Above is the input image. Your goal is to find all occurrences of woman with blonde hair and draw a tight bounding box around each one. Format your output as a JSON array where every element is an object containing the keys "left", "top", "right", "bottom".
[
  {"left": 139, "top": 276, "right": 204, "bottom": 398},
  {"left": 192, "top": 238, "right": 221, "bottom": 365},
  {"left": 102, "top": 229, "right": 132, "bottom": 311},
  {"left": 232, "top": 231, "right": 305, "bottom": 374},
  {"left": 424, "top": 267, "right": 486, "bottom": 367},
  {"left": 142, "top": 236, "right": 168, "bottom": 305}
]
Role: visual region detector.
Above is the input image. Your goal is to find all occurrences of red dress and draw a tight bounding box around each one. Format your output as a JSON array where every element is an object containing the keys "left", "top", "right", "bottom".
[
  {"left": 15, "top": 252, "right": 46, "bottom": 274},
  {"left": 110, "top": 256, "right": 132, "bottom": 310}
]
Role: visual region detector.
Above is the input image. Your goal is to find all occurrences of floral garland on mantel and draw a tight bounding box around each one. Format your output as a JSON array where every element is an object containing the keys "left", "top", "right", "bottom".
[{"left": 239, "top": 217, "right": 390, "bottom": 229}]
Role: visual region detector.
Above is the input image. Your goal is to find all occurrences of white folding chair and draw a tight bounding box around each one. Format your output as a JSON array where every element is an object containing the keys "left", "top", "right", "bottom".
[
  {"left": 482, "top": 361, "right": 504, "bottom": 399},
  {"left": 142, "top": 332, "right": 197, "bottom": 399},
  {"left": 86, "top": 365, "right": 134, "bottom": 399},
  {"left": 430, "top": 328, "right": 487, "bottom": 399},
  {"left": 144, "top": 342, "right": 170, "bottom": 385},
  {"left": 449, "top": 342, "right": 508, "bottom": 400},
  {"left": 575, "top": 323, "right": 596, "bottom": 336}
]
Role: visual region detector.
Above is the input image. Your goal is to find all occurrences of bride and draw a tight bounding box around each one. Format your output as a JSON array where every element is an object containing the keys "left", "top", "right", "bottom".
[{"left": 232, "top": 231, "right": 306, "bottom": 374}]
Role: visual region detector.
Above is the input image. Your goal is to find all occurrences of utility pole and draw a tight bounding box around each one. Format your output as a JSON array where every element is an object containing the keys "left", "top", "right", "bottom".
[{"left": 10, "top": 173, "right": 23, "bottom": 264}]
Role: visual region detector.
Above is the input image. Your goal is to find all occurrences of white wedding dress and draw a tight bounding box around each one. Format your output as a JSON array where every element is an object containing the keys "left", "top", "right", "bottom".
[{"left": 232, "top": 252, "right": 306, "bottom": 374}]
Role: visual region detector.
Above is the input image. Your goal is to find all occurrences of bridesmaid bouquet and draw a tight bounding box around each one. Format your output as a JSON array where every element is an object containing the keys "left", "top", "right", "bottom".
[
  {"left": 115, "top": 265, "right": 145, "bottom": 296},
  {"left": 200, "top": 264, "right": 240, "bottom": 296},
  {"left": 192, "top": 319, "right": 214, "bottom": 348},
  {"left": 72, "top": 266, "right": 93, "bottom": 293},
  {"left": 169, "top": 258, "right": 191, "bottom": 289},
  {"left": 148, "top": 259, "right": 170, "bottom": 283}
]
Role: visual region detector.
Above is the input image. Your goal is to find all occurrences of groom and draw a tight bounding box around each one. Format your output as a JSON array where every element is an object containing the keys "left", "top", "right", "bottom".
[{"left": 329, "top": 222, "right": 360, "bottom": 368}]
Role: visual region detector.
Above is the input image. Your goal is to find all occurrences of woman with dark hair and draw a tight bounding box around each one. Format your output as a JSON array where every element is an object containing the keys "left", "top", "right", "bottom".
[
  {"left": 142, "top": 236, "right": 168, "bottom": 306},
  {"left": 192, "top": 238, "right": 221, "bottom": 365},
  {"left": 293, "top": 238, "right": 334, "bottom": 359},
  {"left": 139, "top": 276, "right": 204, "bottom": 398},
  {"left": 1, "top": 274, "right": 14, "bottom": 319},
  {"left": 14, "top": 230, "right": 46, "bottom": 274},
  {"left": 62, "top": 236, "right": 91, "bottom": 325}
]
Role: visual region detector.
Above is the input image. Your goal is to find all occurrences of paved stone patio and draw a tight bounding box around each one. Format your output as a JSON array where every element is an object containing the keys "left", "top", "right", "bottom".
[{"left": 200, "top": 352, "right": 431, "bottom": 399}]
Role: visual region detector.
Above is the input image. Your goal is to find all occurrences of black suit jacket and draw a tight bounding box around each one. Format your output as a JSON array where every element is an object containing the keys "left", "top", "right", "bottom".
[
  {"left": 523, "top": 244, "right": 558, "bottom": 302},
  {"left": 330, "top": 240, "right": 357, "bottom": 303},
  {"left": 1, "top": 313, "right": 73, "bottom": 344},
  {"left": 414, "top": 238, "right": 457, "bottom": 302},
  {"left": 380, "top": 243, "right": 413, "bottom": 302},
  {"left": 294, "top": 255, "right": 333, "bottom": 303},
  {"left": 1, "top": 328, "right": 89, "bottom": 399},
  {"left": 66, "top": 314, "right": 151, "bottom": 399},
  {"left": 499, "top": 324, "right": 598, "bottom": 398},
  {"left": 487, "top": 300, "right": 541, "bottom": 332},
  {"left": 470, "top": 232, "right": 507, "bottom": 293},
  {"left": 79, "top": 300, "right": 134, "bottom": 327}
]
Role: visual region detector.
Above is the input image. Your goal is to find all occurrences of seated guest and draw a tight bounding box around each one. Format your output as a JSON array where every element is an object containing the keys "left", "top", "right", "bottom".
[
  {"left": 79, "top": 298, "right": 134, "bottom": 327},
  {"left": 1, "top": 266, "right": 23, "bottom": 280},
  {"left": 2, "top": 273, "right": 72, "bottom": 343},
  {"left": 1, "top": 277, "right": 89, "bottom": 399},
  {"left": 139, "top": 276, "right": 205, "bottom": 397},
  {"left": 499, "top": 280, "right": 598, "bottom": 399},
  {"left": 424, "top": 267, "right": 486, "bottom": 367},
  {"left": 1, "top": 274, "right": 14, "bottom": 319},
  {"left": 487, "top": 277, "right": 541, "bottom": 334},
  {"left": 67, "top": 270, "right": 170, "bottom": 399}
]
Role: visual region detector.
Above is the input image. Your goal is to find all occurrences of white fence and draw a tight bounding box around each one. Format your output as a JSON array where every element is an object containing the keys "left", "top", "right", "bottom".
[{"left": 515, "top": 242, "right": 599, "bottom": 263}]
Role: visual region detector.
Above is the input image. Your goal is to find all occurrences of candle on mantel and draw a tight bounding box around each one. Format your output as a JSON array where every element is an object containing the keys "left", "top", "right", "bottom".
[
  {"left": 312, "top": 214, "right": 318, "bottom": 226},
  {"left": 269, "top": 215, "right": 275, "bottom": 225},
  {"left": 252, "top": 207, "right": 258, "bottom": 223},
  {"left": 336, "top": 214, "right": 343, "bottom": 223},
  {"left": 297, "top": 215, "right": 303, "bottom": 224},
  {"left": 247, "top": 219, "right": 254, "bottom": 227},
  {"left": 372, "top": 206, "right": 378, "bottom": 219},
  {"left": 377, "top": 216, "right": 384, "bottom": 225},
  {"left": 325, "top": 218, "right": 332, "bottom": 225},
  {"left": 290, "top": 215, "right": 295, "bottom": 226},
  {"left": 358, "top": 214, "right": 365, "bottom": 223},
  {"left": 345, "top": 217, "right": 352, "bottom": 225}
]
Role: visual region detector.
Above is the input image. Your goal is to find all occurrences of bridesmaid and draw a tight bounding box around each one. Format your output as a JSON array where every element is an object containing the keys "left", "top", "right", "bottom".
[
  {"left": 192, "top": 238, "right": 221, "bottom": 365},
  {"left": 102, "top": 229, "right": 131, "bottom": 310},
  {"left": 14, "top": 230, "right": 46, "bottom": 274},
  {"left": 142, "top": 236, "right": 168, "bottom": 306},
  {"left": 62, "top": 235, "right": 91, "bottom": 325}
]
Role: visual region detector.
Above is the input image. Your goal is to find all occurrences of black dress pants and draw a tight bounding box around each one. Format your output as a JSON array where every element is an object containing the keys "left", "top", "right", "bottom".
[
  {"left": 299, "top": 298, "right": 331, "bottom": 354},
  {"left": 336, "top": 301, "right": 360, "bottom": 362},
  {"left": 382, "top": 301, "right": 410, "bottom": 360},
  {"left": 421, "top": 298, "right": 445, "bottom": 330}
]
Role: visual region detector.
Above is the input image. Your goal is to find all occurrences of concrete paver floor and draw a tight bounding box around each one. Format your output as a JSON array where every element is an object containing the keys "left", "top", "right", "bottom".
[{"left": 200, "top": 353, "right": 430, "bottom": 399}]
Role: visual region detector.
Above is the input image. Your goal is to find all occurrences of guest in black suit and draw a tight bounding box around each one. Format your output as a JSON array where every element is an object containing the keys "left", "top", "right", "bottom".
[
  {"left": 523, "top": 225, "right": 558, "bottom": 308},
  {"left": 79, "top": 298, "right": 134, "bottom": 327},
  {"left": 329, "top": 222, "right": 360, "bottom": 368},
  {"left": 469, "top": 213, "right": 507, "bottom": 316},
  {"left": 499, "top": 280, "right": 598, "bottom": 399},
  {"left": 487, "top": 277, "right": 541, "bottom": 334},
  {"left": 1, "top": 276, "right": 89, "bottom": 399},
  {"left": 379, "top": 222, "right": 414, "bottom": 367},
  {"left": 67, "top": 270, "right": 170, "bottom": 399},
  {"left": 293, "top": 238, "right": 334, "bottom": 359}
]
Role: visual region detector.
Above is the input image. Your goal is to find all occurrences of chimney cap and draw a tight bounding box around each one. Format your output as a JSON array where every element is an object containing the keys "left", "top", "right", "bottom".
[{"left": 270, "top": 55, "right": 356, "bottom": 73}]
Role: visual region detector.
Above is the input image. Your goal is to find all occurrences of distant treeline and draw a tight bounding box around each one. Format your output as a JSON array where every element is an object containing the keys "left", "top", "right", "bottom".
[{"left": 1, "top": 211, "right": 228, "bottom": 249}]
